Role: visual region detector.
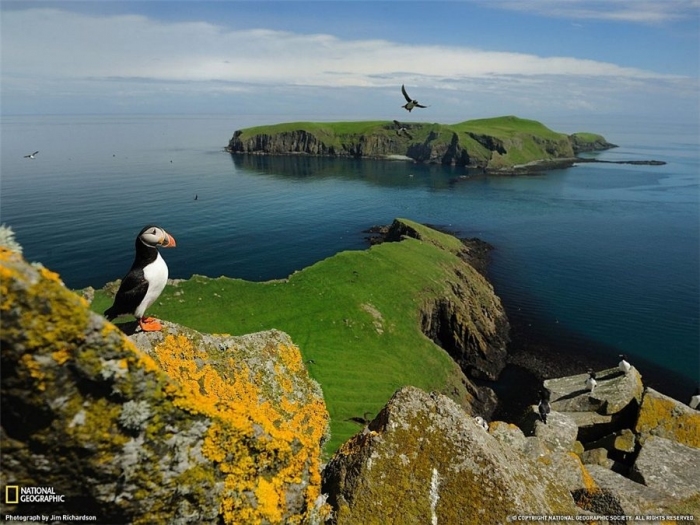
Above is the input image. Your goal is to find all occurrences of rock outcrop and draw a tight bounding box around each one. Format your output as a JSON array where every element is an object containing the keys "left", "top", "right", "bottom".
[
  {"left": 0, "top": 248, "right": 330, "bottom": 524},
  {"left": 322, "top": 387, "right": 581, "bottom": 525}
]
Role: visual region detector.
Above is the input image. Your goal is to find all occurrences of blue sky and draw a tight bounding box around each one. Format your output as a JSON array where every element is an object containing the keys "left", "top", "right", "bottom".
[{"left": 2, "top": 1, "right": 698, "bottom": 124}]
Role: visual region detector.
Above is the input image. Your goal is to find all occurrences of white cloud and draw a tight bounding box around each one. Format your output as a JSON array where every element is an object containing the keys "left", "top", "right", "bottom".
[
  {"left": 1, "top": 8, "right": 696, "bottom": 118},
  {"left": 481, "top": 0, "right": 700, "bottom": 24}
]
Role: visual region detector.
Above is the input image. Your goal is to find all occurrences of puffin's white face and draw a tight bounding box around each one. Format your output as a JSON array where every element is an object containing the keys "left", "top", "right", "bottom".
[{"left": 139, "top": 226, "right": 176, "bottom": 248}]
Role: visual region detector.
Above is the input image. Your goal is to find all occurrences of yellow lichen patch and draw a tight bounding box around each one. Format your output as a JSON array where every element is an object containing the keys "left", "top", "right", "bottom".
[
  {"left": 20, "top": 353, "right": 46, "bottom": 391},
  {"left": 255, "top": 478, "right": 283, "bottom": 523},
  {"left": 569, "top": 452, "right": 598, "bottom": 491},
  {"left": 39, "top": 266, "right": 62, "bottom": 284},
  {"left": 51, "top": 348, "right": 71, "bottom": 365},
  {"left": 636, "top": 392, "right": 700, "bottom": 448},
  {"left": 150, "top": 334, "right": 329, "bottom": 524}
]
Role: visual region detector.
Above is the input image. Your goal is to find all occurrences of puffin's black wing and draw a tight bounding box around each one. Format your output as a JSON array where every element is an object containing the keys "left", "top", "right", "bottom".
[
  {"left": 104, "top": 269, "right": 148, "bottom": 319},
  {"left": 414, "top": 103, "right": 428, "bottom": 108},
  {"left": 393, "top": 119, "right": 402, "bottom": 127},
  {"left": 401, "top": 84, "right": 412, "bottom": 103}
]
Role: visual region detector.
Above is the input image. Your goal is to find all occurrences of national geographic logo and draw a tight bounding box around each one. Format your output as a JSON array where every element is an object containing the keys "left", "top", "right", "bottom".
[{"left": 4, "top": 485, "right": 65, "bottom": 504}]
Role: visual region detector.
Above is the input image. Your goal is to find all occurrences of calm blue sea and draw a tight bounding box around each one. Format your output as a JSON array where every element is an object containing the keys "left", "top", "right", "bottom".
[{"left": 2, "top": 114, "right": 698, "bottom": 395}]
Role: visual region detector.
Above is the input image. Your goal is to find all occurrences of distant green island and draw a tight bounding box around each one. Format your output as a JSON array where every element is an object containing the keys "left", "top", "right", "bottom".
[{"left": 226, "top": 115, "right": 621, "bottom": 174}]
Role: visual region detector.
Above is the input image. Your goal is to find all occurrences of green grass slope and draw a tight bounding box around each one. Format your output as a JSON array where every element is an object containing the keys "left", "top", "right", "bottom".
[{"left": 92, "top": 220, "right": 493, "bottom": 453}]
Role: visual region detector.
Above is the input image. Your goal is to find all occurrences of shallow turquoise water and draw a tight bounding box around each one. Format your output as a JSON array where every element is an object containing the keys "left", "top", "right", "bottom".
[{"left": 2, "top": 114, "right": 698, "bottom": 390}]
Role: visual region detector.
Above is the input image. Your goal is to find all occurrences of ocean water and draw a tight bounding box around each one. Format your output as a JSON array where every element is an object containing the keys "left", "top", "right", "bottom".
[{"left": 2, "top": 114, "right": 698, "bottom": 395}]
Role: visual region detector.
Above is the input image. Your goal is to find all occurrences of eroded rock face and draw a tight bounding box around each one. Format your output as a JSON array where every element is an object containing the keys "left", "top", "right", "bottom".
[
  {"left": 0, "top": 249, "right": 330, "bottom": 524},
  {"left": 322, "top": 386, "right": 578, "bottom": 525},
  {"left": 385, "top": 219, "right": 510, "bottom": 384}
]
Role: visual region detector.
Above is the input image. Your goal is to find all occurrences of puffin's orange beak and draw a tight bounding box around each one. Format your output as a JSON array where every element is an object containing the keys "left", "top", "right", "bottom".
[{"left": 161, "top": 232, "right": 176, "bottom": 248}]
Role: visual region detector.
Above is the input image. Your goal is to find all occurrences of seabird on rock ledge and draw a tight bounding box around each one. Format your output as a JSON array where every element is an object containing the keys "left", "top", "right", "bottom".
[
  {"left": 618, "top": 354, "right": 631, "bottom": 374},
  {"left": 585, "top": 371, "right": 597, "bottom": 393},
  {"left": 690, "top": 387, "right": 700, "bottom": 410},
  {"left": 104, "top": 225, "right": 177, "bottom": 332},
  {"left": 537, "top": 389, "right": 551, "bottom": 424}
]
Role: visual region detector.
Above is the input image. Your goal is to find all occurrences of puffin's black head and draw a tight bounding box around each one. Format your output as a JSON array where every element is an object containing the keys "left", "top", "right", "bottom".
[
  {"left": 137, "top": 225, "right": 176, "bottom": 249},
  {"left": 588, "top": 371, "right": 597, "bottom": 379}
]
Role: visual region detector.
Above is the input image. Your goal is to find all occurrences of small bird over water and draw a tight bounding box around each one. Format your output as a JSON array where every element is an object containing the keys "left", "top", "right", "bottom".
[
  {"left": 537, "top": 389, "right": 552, "bottom": 424},
  {"left": 585, "top": 371, "right": 597, "bottom": 393},
  {"left": 23, "top": 151, "right": 39, "bottom": 159},
  {"left": 618, "top": 354, "right": 631, "bottom": 374},
  {"left": 104, "top": 225, "right": 177, "bottom": 332},
  {"left": 400, "top": 84, "right": 429, "bottom": 112}
]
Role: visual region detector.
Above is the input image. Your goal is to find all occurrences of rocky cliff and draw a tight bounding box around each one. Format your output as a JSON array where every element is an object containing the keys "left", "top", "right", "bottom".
[
  {"left": 226, "top": 116, "right": 616, "bottom": 170},
  {"left": 1, "top": 248, "right": 330, "bottom": 524}
]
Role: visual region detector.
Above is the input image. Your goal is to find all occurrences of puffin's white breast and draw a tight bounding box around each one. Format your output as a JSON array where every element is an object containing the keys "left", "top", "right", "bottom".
[{"left": 135, "top": 252, "right": 169, "bottom": 318}]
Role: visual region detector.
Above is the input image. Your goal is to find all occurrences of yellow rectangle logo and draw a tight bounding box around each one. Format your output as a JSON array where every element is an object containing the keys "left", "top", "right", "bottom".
[{"left": 5, "top": 485, "right": 19, "bottom": 504}]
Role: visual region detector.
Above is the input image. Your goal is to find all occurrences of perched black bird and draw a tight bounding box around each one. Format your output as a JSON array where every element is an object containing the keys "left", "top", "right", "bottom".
[
  {"left": 537, "top": 389, "right": 551, "bottom": 424},
  {"left": 393, "top": 120, "right": 413, "bottom": 139},
  {"left": 400, "top": 84, "right": 429, "bottom": 112},
  {"left": 585, "top": 371, "right": 597, "bottom": 392},
  {"left": 23, "top": 151, "right": 39, "bottom": 159},
  {"left": 104, "top": 225, "right": 177, "bottom": 332}
]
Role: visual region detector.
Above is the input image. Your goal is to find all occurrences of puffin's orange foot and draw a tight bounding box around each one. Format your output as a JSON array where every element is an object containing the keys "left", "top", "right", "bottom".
[{"left": 139, "top": 317, "right": 162, "bottom": 332}]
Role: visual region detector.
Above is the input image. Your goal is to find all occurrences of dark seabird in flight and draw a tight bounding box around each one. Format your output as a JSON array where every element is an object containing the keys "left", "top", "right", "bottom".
[
  {"left": 104, "top": 225, "right": 177, "bottom": 332},
  {"left": 585, "top": 371, "right": 597, "bottom": 393},
  {"left": 690, "top": 387, "right": 700, "bottom": 410},
  {"left": 401, "top": 85, "right": 429, "bottom": 112},
  {"left": 537, "top": 389, "right": 551, "bottom": 424},
  {"left": 393, "top": 120, "right": 413, "bottom": 139},
  {"left": 24, "top": 151, "right": 39, "bottom": 159},
  {"left": 346, "top": 412, "right": 373, "bottom": 426},
  {"left": 618, "top": 354, "right": 631, "bottom": 374}
]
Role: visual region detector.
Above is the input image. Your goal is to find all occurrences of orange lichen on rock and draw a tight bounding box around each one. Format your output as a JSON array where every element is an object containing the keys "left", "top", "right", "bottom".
[{"left": 149, "top": 333, "right": 329, "bottom": 524}]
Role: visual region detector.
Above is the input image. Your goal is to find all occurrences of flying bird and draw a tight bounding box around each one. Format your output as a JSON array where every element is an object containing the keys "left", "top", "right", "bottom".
[
  {"left": 393, "top": 120, "right": 413, "bottom": 139},
  {"left": 585, "top": 371, "right": 597, "bottom": 393},
  {"left": 401, "top": 85, "right": 429, "bottom": 112},
  {"left": 24, "top": 151, "right": 39, "bottom": 159},
  {"left": 618, "top": 354, "right": 631, "bottom": 374},
  {"left": 537, "top": 389, "right": 551, "bottom": 424},
  {"left": 104, "top": 225, "right": 177, "bottom": 332}
]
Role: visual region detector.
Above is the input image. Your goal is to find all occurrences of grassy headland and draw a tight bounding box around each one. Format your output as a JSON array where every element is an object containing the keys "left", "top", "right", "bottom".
[{"left": 92, "top": 219, "right": 507, "bottom": 453}]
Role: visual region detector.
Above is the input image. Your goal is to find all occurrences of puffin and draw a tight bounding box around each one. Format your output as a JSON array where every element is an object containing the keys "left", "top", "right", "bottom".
[
  {"left": 537, "top": 389, "right": 551, "bottom": 424},
  {"left": 400, "top": 85, "right": 429, "bottom": 112},
  {"left": 104, "top": 225, "right": 176, "bottom": 332},
  {"left": 618, "top": 354, "right": 631, "bottom": 374},
  {"left": 690, "top": 387, "right": 700, "bottom": 410},
  {"left": 585, "top": 371, "right": 597, "bottom": 393},
  {"left": 24, "top": 151, "right": 39, "bottom": 159}
]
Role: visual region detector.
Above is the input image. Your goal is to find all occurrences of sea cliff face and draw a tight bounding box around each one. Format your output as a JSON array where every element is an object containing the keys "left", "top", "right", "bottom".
[{"left": 226, "top": 116, "right": 616, "bottom": 170}]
